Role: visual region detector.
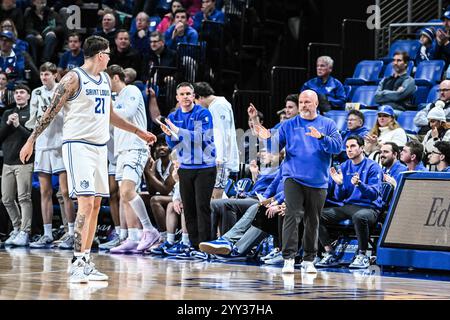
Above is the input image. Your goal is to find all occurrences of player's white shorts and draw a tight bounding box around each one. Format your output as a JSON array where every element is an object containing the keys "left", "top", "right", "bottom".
[
  {"left": 214, "top": 163, "right": 230, "bottom": 189},
  {"left": 108, "top": 157, "right": 117, "bottom": 176},
  {"left": 62, "top": 141, "right": 109, "bottom": 198},
  {"left": 34, "top": 148, "right": 65, "bottom": 174},
  {"left": 115, "top": 149, "right": 148, "bottom": 189}
]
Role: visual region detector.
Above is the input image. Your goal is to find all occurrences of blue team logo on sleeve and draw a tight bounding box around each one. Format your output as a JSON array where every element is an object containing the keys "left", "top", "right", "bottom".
[{"left": 80, "top": 180, "right": 89, "bottom": 189}]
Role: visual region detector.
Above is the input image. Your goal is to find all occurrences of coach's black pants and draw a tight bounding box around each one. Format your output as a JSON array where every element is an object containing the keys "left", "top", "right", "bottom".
[
  {"left": 178, "top": 167, "right": 216, "bottom": 249},
  {"left": 282, "top": 179, "right": 327, "bottom": 262}
]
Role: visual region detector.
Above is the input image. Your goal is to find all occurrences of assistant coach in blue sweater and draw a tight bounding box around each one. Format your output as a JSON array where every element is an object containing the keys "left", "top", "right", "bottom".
[
  {"left": 160, "top": 82, "right": 216, "bottom": 253},
  {"left": 253, "top": 90, "right": 342, "bottom": 273},
  {"left": 316, "top": 135, "right": 383, "bottom": 269}
]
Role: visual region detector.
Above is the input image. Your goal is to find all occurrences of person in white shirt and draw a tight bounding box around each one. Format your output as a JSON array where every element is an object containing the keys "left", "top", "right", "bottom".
[
  {"left": 106, "top": 64, "right": 160, "bottom": 254},
  {"left": 194, "top": 81, "right": 239, "bottom": 199},
  {"left": 25, "top": 62, "right": 75, "bottom": 250}
]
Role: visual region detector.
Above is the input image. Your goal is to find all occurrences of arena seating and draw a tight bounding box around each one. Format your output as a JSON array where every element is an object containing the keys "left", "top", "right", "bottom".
[{"left": 344, "top": 60, "right": 383, "bottom": 85}]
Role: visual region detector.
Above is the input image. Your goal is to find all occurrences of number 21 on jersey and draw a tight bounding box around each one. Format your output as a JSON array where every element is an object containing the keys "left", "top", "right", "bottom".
[{"left": 95, "top": 97, "right": 105, "bottom": 114}]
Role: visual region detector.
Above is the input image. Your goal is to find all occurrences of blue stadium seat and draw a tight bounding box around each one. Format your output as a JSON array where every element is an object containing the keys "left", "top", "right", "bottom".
[
  {"left": 414, "top": 60, "right": 445, "bottom": 86},
  {"left": 234, "top": 178, "right": 253, "bottom": 195},
  {"left": 413, "top": 85, "right": 431, "bottom": 107},
  {"left": 224, "top": 179, "right": 236, "bottom": 197},
  {"left": 350, "top": 86, "right": 379, "bottom": 108},
  {"left": 397, "top": 111, "right": 420, "bottom": 134},
  {"left": 381, "top": 40, "right": 421, "bottom": 63},
  {"left": 345, "top": 60, "right": 383, "bottom": 85},
  {"left": 325, "top": 110, "right": 348, "bottom": 132},
  {"left": 378, "top": 60, "right": 414, "bottom": 82},
  {"left": 360, "top": 109, "right": 378, "bottom": 130},
  {"left": 426, "top": 84, "right": 440, "bottom": 103},
  {"left": 344, "top": 85, "right": 353, "bottom": 101}
]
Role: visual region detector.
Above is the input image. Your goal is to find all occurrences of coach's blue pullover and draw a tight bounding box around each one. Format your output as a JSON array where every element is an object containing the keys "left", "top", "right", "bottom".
[
  {"left": 383, "top": 160, "right": 407, "bottom": 185},
  {"left": 335, "top": 157, "right": 383, "bottom": 210},
  {"left": 166, "top": 104, "right": 216, "bottom": 169},
  {"left": 268, "top": 115, "right": 342, "bottom": 189},
  {"left": 301, "top": 76, "right": 347, "bottom": 109}
]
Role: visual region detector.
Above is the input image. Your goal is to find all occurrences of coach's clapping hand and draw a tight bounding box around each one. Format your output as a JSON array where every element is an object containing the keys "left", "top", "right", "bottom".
[
  {"left": 330, "top": 167, "right": 343, "bottom": 185},
  {"left": 305, "top": 126, "right": 323, "bottom": 139},
  {"left": 253, "top": 124, "right": 271, "bottom": 139}
]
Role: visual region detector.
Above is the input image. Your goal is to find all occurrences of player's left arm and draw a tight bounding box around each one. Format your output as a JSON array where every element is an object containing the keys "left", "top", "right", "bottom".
[{"left": 110, "top": 102, "right": 157, "bottom": 145}]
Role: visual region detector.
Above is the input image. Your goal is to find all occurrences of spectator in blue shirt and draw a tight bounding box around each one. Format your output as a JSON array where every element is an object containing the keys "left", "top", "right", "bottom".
[
  {"left": 0, "top": 30, "right": 24, "bottom": 81},
  {"left": 415, "top": 27, "right": 437, "bottom": 66},
  {"left": 57, "top": 32, "right": 84, "bottom": 79},
  {"left": 428, "top": 141, "right": 450, "bottom": 172},
  {"left": 301, "top": 56, "right": 346, "bottom": 113},
  {"left": 192, "top": 0, "right": 225, "bottom": 32},
  {"left": 400, "top": 140, "right": 428, "bottom": 171},
  {"left": 130, "top": 12, "right": 151, "bottom": 57},
  {"left": 336, "top": 109, "right": 370, "bottom": 162},
  {"left": 380, "top": 142, "right": 407, "bottom": 188},
  {"left": 165, "top": 9, "right": 199, "bottom": 50},
  {"left": 316, "top": 135, "right": 383, "bottom": 269}
]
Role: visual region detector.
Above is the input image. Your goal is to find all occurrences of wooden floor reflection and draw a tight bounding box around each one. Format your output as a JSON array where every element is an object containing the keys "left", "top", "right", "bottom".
[{"left": 0, "top": 248, "right": 449, "bottom": 300}]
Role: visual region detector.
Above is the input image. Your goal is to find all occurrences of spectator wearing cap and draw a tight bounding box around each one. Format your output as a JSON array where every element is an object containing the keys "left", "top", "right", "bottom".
[
  {"left": 0, "top": 30, "right": 25, "bottom": 81},
  {"left": 301, "top": 56, "right": 346, "bottom": 113},
  {"left": 435, "top": 6, "right": 450, "bottom": 66},
  {"left": 192, "top": 0, "right": 225, "bottom": 32},
  {"left": 400, "top": 140, "right": 428, "bottom": 171},
  {"left": 415, "top": 27, "right": 437, "bottom": 65},
  {"left": 0, "top": 84, "right": 34, "bottom": 247},
  {"left": 364, "top": 105, "right": 408, "bottom": 160},
  {"left": 428, "top": 141, "right": 450, "bottom": 172},
  {"left": 414, "top": 80, "right": 450, "bottom": 135},
  {"left": 380, "top": 142, "right": 408, "bottom": 188},
  {"left": 374, "top": 51, "right": 416, "bottom": 112},
  {"left": 421, "top": 106, "right": 450, "bottom": 162},
  {"left": 336, "top": 109, "right": 370, "bottom": 162}
]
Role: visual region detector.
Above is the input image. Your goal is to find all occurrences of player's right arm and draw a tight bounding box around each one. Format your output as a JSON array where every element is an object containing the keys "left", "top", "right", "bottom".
[{"left": 19, "top": 71, "right": 79, "bottom": 163}]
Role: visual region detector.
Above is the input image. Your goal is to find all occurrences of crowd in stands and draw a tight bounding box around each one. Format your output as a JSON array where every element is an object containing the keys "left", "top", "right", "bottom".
[{"left": 1, "top": 0, "right": 450, "bottom": 275}]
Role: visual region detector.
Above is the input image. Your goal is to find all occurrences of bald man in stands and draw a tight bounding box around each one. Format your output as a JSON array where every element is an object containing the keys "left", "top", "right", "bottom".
[{"left": 253, "top": 90, "right": 342, "bottom": 273}]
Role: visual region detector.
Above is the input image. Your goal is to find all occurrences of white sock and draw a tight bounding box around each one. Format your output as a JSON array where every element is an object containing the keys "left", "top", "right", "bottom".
[
  {"left": 137, "top": 229, "right": 143, "bottom": 239},
  {"left": 182, "top": 233, "right": 190, "bottom": 245},
  {"left": 120, "top": 228, "right": 128, "bottom": 240},
  {"left": 128, "top": 228, "right": 139, "bottom": 242},
  {"left": 73, "top": 252, "right": 84, "bottom": 263},
  {"left": 167, "top": 233, "right": 175, "bottom": 244},
  {"left": 14, "top": 227, "right": 19, "bottom": 232},
  {"left": 84, "top": 250, "right": 91, "bottom": 262},
  {"left": 115, "top": 226, "right": 120, "bottom": 235},
  {"left": 68, "top": 223, "right": 74, "bottom": 236},
  {"left": 129, "top": 195, "right": 154, "bottom": 231},
  {"left": 160, "top": 231, "right": 167, "bottom": 241},
  {"left": 43, "top": 224, "right": 53, "bottom": 239}
]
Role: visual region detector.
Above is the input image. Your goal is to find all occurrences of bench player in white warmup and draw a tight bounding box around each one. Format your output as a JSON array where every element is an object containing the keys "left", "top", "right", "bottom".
[{"left": 20, "top": 36, "right": 157, "bottom": 284}]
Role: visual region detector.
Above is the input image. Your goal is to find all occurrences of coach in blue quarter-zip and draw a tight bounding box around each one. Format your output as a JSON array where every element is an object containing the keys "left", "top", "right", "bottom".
[
  {"left": 252, "top": 89, "right": 342, "bottom": 274},
  {"left": 159, "top": 82, "right": 216, "bottom": 259}
]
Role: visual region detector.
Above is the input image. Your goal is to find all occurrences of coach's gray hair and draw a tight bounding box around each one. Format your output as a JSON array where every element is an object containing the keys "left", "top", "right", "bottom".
[{"left": 317, "top": 56, "right": 334, "bottom": 68}]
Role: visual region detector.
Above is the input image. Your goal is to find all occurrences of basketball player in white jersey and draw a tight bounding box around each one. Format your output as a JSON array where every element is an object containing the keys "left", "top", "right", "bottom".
[
  {"left": 106, "top": 64, "right": 160, "bottom": 254},
  {"left": 19, "top": 36, "right": 157, "bottom": 284},
  {"left": 25, "top": 62, "right": 76, "bottom": 250}
]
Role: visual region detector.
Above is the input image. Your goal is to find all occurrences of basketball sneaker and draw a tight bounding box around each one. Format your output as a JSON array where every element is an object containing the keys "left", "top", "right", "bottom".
[
  {"left": 300, "top": 260, "right": 317, "bottom": 274},
  {"left": 11, "top": 231, "right": 29, "bottom": 247},
  {"left": 199, "top": 237, "right": 232, "bottom": 255},
  {"left": 150, "top": 241, "right": 174, "bottom": 255},
  {"left": 58, "top": 234, "right": 74, "bottom": 250},
  {"left": 349, "top": 254, "right": 370, "bottom": 269},
  {"left": 315, "top": 252, "right": 339, "bottom": 268},
  {"left": 68, "top": 259, "right": 89, "bottom": 284},
  {"left": 30, "top": 235, "right": 53, "bottom": 249},
  {"left": 136, "top": 229, "right": 160, "bottom": 252},
  {"left": 264, "top": 251, "right": 283, "bottom": 265},
  {"left": 4, "top": 230, "right": 20, "bottom": 246},
  {"left": 84, "top": 259, "right": 108, "bottom": 281},
  {"left": 282, "top": 258, "right": 295, "bottom": 273},
  {"left": 109, "top": 239, "right": 138, "bottom": 254},
  {"left": 98, "top": 233, "right": 121, "bottom": 250},
  {"left": 165, "top": 241, "right": 191, "bottom": 256},
  {"left": 261, "top": 247, "right": 280, "bottom": 261}
]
